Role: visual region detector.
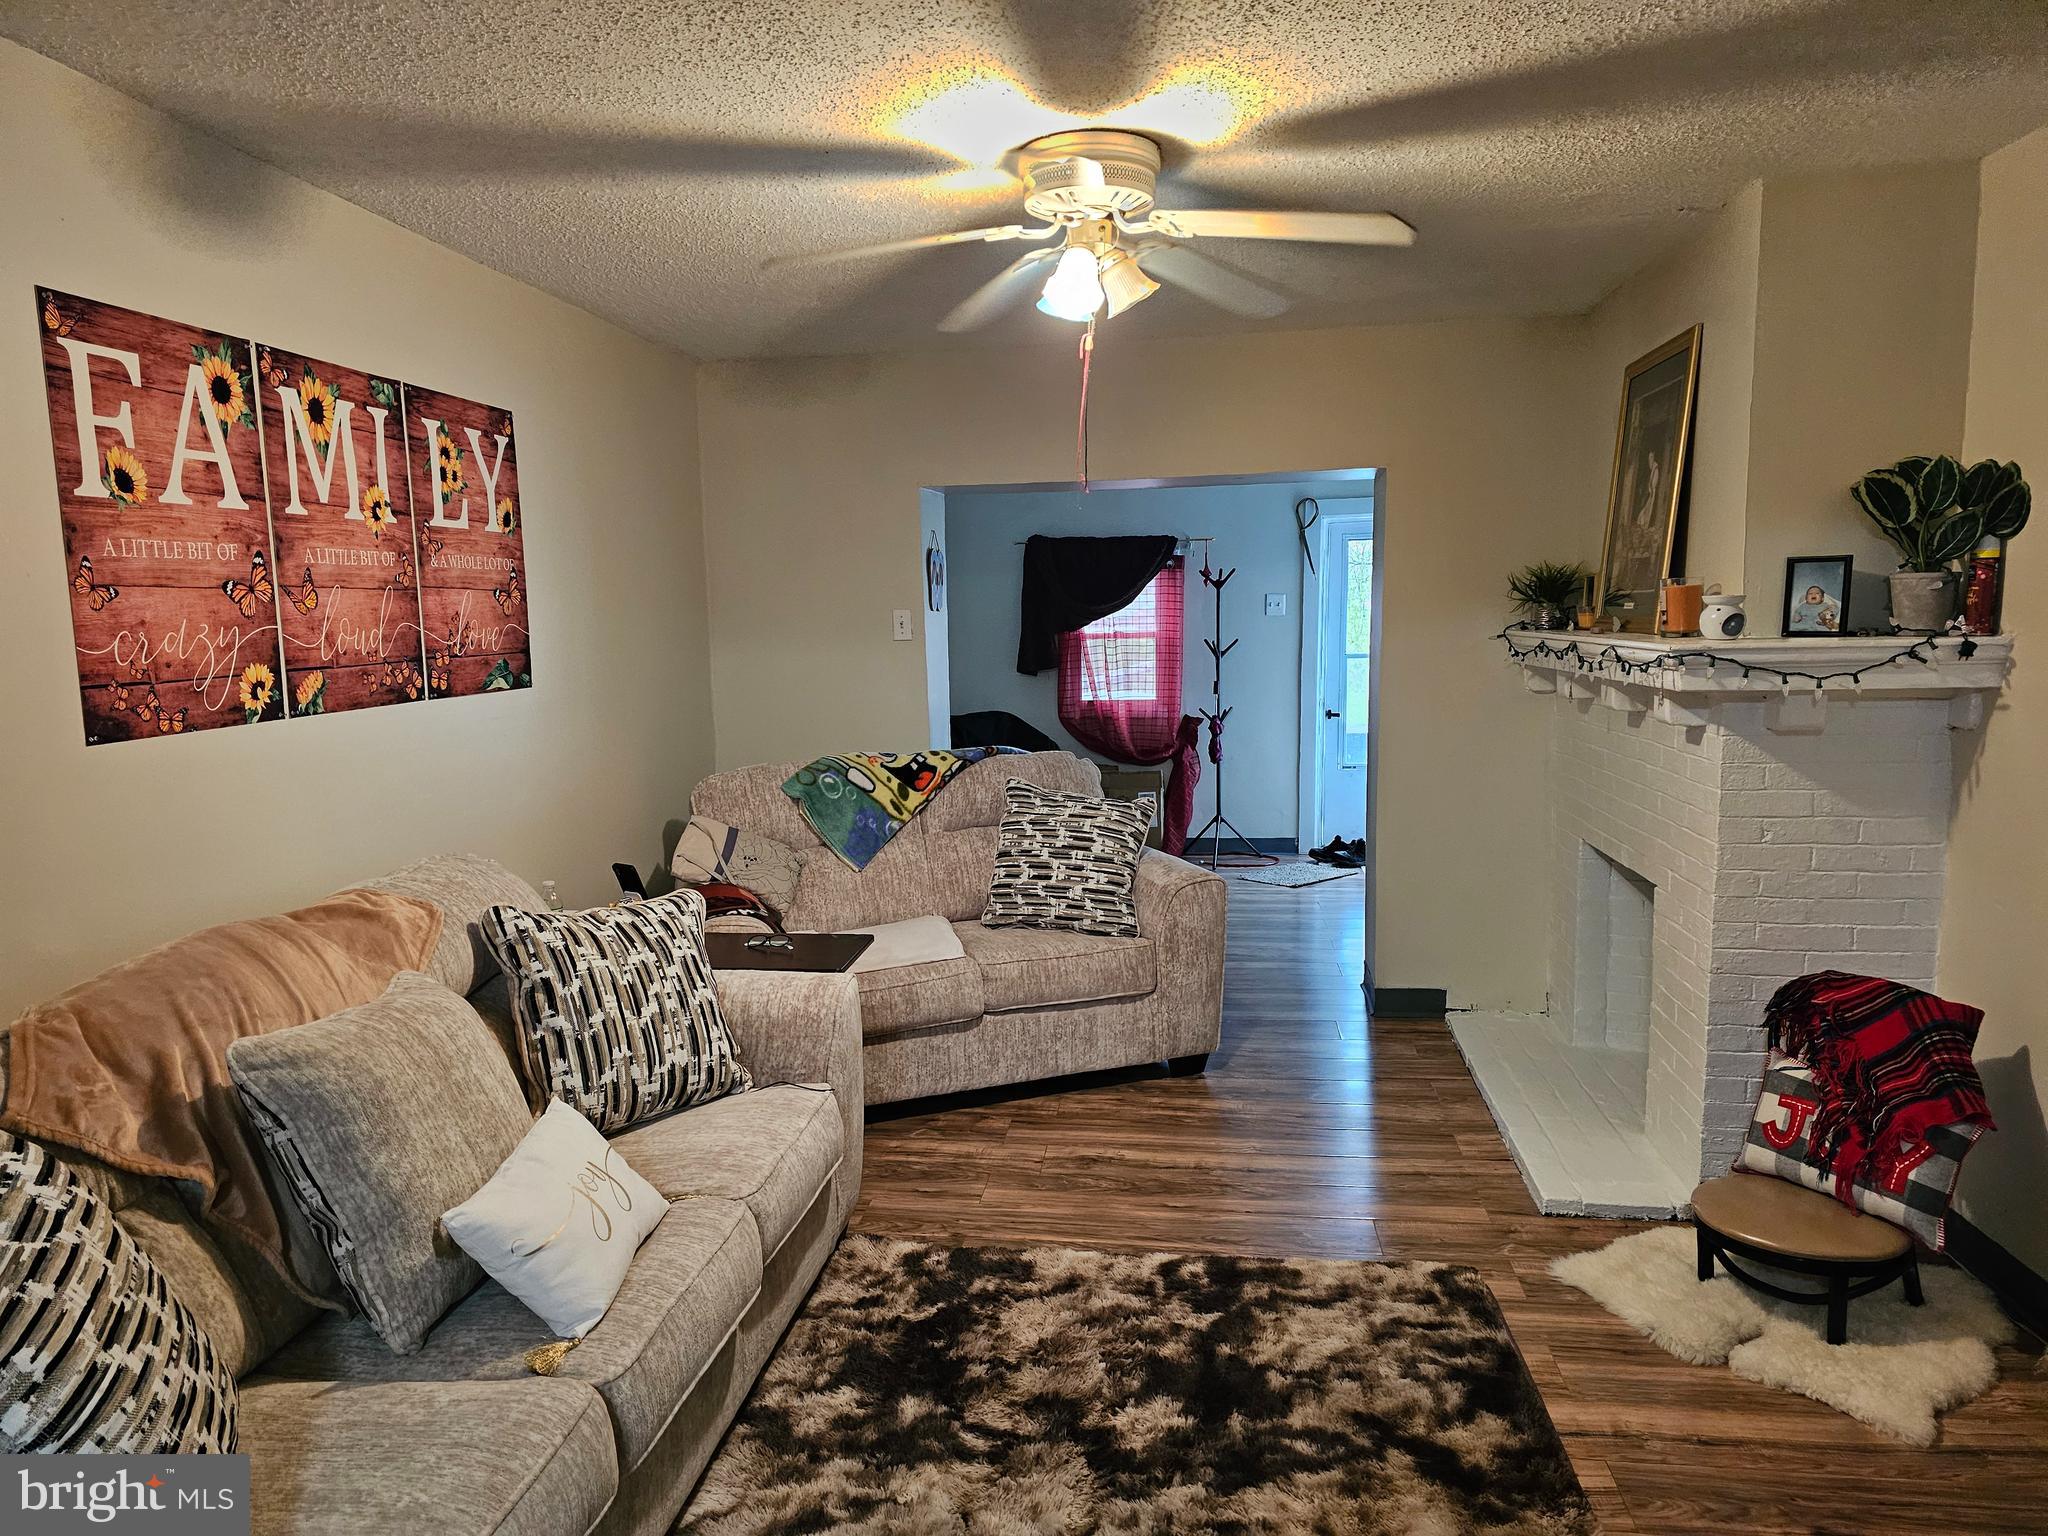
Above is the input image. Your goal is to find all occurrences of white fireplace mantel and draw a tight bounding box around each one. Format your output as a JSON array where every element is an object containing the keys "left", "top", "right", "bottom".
[
  {"left": 1505, "top": 630, "right": 2013, "bottom": 731},
  {"left": 1457, "top": 626, "right": 2011, "bottom": 1216}
]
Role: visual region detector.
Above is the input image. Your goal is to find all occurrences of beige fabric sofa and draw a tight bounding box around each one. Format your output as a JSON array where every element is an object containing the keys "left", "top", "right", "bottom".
[
  {"left": 690, "top": 752, "right": 1228, "bottom": 1105},
  {"left": 1, "top": 855, "right": 863, "bottom": 1536}
]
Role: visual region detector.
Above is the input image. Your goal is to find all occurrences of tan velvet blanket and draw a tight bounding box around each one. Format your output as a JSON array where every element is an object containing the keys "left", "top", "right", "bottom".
[{"left": 0, "top": 888, "right": 442, "bottom": 1304}]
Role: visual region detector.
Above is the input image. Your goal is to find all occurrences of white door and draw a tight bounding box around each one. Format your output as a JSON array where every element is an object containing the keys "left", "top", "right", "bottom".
[{"left": 1315, "top": 520, "right": 1373, "bottom": 847}]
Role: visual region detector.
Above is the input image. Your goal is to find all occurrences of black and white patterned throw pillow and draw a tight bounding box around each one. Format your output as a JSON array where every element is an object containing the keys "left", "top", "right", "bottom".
[
  {"left": 0, "top": 1133, "right": 238, "bottom": 1452},
  {"left": 982, "top": 779, "right": 1156, "bottom": 938},
  {"left": 480, "top": 888, "right": 751, "bottom": 1134}
]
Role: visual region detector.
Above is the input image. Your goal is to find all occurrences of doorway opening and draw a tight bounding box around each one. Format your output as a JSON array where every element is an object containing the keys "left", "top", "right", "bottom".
[
  {"left": 1297, "top": 499, "right": 1378, "bottom": 854},
  {"left": 923, "top": 468, "right": 1379, "bottom": 881}
]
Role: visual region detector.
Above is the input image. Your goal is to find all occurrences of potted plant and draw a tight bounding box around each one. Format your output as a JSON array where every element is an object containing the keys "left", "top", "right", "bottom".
[
  {"left": 1851, "top": 455, "right": 2031, "bottom": 632},
  {"left": 1508, "top": 561, "right": 1591, "bottom": 631}
]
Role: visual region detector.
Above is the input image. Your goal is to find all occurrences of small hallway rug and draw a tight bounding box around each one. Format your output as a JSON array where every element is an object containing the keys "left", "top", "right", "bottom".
[
  {"left": 1552, "top": 1226, "right": 2014, "bottom": 1445},
  {"left": 1234, "top": 859, "right": 1358, "bottom": 888},
  {"left": 677, "top": 1235, "right": 1593, "bottom": 1535}
]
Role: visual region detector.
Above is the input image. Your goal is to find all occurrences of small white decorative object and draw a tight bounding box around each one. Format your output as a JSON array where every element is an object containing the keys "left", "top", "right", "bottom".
[
  {"left": 1701, "top": 593, "right": 1747, "bottom": 638},
  {"left": 443, "top": 1100, "right": 668, "bottom": 1339}
]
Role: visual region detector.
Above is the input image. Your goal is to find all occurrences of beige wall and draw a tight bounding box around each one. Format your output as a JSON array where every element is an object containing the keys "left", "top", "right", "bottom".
[
  {"left": 1582, "top": 184, "right": 1762, "bottom": 595},
  {"left": 699, "top": 318, "right": 1592, "bottom": 1007},
  {"left": 0, "top": 43, "right": 714, "bottom": 1015},
  {"left": 1943, "top": 127, "right": 2048, "bottom": 1273},
  {"left": 1743, "top": 166, "right": 1980, "bottom": 620},
  {"left": 1583, "top": 167, "right": 1982, "bottom": 628}
]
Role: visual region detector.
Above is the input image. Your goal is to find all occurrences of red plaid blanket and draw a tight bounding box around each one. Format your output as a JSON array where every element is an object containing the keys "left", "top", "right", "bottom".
[{"left": 1763, "top": 971, "right": 1994, "bottom": 1206}]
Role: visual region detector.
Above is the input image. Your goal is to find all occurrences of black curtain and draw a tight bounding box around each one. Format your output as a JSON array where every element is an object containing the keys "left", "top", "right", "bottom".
[{"left": 1016, "top": 534, "right": 1178, "bottom": 675}]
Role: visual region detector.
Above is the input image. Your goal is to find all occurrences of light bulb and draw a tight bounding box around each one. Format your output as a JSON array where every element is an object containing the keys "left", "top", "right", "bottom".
[
  {"left": 1098, "top": 247, "right": 1161, "bottom": 318},
  {"left": 1036, "top": 246, "right": 1105, "bottom": 321}
]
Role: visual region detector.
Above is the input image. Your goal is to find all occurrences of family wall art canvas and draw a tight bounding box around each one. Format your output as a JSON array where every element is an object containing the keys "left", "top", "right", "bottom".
[{"left": 34, "top": 288, "right": 531, "bottom": 745}]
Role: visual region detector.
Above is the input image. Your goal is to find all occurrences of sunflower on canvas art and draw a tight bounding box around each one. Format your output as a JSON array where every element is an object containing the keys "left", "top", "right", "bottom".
[
  {"left": 436, "top": 426, "right": 466, "bottom": 499},
  {"left": 190, "top": 339, "right": 254, "bottom": 431},
  {"left": 239, "top": 662, "right": 275, "bottom": 722},
  {"left": 362, "top": 483, "right": 397, "bottom": 535},
  {"left": 103, "top": 444, "right": 149, "bottom": 505},
  {"left": 297, "top": 371, "right": 339, "bottom": 455}
]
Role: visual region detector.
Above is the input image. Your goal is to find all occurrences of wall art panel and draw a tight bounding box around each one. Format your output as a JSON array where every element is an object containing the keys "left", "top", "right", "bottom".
[
  {"left": 254, "top": 345, "right": 428, "bottom": 713},
  {"left": 35, "top": 288, "right": 284, "bottom": 742},
  {"left": 403, "top": 383, "right": 531, "bottom": 696}
]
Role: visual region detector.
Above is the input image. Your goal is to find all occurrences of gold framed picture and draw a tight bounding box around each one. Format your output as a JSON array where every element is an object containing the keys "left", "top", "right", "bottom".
[{"left": 1596, "top": 325, "right": 1702, "bottom": 631}]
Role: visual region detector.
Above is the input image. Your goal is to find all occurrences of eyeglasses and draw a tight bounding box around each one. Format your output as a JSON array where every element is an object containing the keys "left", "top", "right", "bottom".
[{"left": 744, "top": 935, "right": 795, "bottom": 953}]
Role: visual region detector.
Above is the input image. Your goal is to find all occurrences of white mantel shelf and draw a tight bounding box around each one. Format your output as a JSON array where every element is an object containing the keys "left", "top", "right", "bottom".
[{"left": 1505, "top": 630, "right": 2014, "bottom": 731}]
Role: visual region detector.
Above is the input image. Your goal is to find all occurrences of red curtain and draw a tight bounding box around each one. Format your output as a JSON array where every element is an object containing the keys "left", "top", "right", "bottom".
[{"left": 1057, "top": 558, "right": 1201, "bottom": 854}]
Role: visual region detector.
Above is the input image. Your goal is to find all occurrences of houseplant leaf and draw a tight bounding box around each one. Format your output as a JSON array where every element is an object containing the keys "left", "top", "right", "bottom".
[
  {"left": 1960, "top": 458, "right": 2006, "bottom": 508},
  {"left": 1920, "top": 506, "right": 1985, "bottom": 566},
  {"left": 1851, "top": 469, "right": 1917, "bottom": 533},
  {"left": 1981, "top": 479, "right": 2031, "bottom": 540},
  {"left": 1506, "top": 560, "right": 1590, "bottom": 612},
  {"left": 1917, "top": 454, "right": 1963, "bottom": 515},
  {"left": 1892, "top": 455, "right": 1933, "bottom": 482}
]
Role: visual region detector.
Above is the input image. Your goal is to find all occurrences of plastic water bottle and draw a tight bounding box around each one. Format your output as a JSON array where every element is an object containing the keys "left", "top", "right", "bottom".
[{"left": 540, "top": 879, "right": 563, "bottom": 912}]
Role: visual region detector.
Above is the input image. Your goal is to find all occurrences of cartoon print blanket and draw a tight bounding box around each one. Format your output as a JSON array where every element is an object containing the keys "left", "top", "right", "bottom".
[{"left": 782, "top": 748, "right": 1019, "bottom": 871}]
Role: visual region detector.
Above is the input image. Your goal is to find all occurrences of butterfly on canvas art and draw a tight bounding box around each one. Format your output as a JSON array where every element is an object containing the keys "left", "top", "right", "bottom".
[
  {"left": 282, "top": 566, "right": 318, "bottom": 615},
  {"left": 138, "top": 687, "right": 186, "bottom": 734},
  {"left": 222, "top": 550, "right": 274, "bottom": 619},
  {"left": 41, "top": 292, "right": 79, "bottom": 339},
  {"left": 71, "top": 555, "right": 119, "bottom": 611}
]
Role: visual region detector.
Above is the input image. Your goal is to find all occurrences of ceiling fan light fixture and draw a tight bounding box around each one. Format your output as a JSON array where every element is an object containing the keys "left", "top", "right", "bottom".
[
  {"left": 1036, "top": 245, "right": 1105, "bottom": 321},
  {"left": 1098, "top": 247, "right": 1160, "bottom": 318}
]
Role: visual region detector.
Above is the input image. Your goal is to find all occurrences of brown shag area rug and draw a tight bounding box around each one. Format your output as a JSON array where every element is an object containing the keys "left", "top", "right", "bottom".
[{"left": 677, "top": 1235, "right": 1593, "bottom": 1535}]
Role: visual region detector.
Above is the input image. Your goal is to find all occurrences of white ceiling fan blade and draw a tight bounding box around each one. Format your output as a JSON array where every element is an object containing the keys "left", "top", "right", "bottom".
[
  {"left": 938, "top": 249, "right": 1062, "bottom": 333},
  {"left": 1132, "top": 243, "right": 1288, "bottom": 319},
  {"left": 1147, "top": 209, "right": 1416, "bottom": 247},
  {"left": 765, "top": 224, "right": 1038, "bottom": 270}
]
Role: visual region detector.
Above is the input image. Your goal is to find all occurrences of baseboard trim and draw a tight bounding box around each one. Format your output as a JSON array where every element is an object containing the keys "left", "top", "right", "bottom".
[
  {"left": 1371, "top": 987, "right": 1448, "bottom": 1020},
  {"left": 1946, "top": 1209, "right": 2048, "bottom": 1340},
  {"left": 1183, "top": 835, "right": 1298, "bottom": 856}
]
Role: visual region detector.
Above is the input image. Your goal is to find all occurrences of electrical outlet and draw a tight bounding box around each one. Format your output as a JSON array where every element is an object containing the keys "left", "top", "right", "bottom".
[
  {"left": 1264, "top": 592, "right": 1287, "bottom": 617},
  {"left": 892, "top": 608, "right": 916, "bottom": 641}
]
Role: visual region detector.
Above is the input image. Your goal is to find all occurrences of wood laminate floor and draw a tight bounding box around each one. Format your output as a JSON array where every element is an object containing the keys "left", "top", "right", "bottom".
[{"left": 850, "top": 877, "right": 2048, "bottom": 1535}]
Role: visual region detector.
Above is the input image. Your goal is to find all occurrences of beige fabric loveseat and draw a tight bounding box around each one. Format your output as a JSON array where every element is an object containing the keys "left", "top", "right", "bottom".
[
  {"left": 1, "top": 854, "right": 863, "bottom": 1536},
  {"left": 689, "top": 751, "right": 1228, "bottom": 1105}
]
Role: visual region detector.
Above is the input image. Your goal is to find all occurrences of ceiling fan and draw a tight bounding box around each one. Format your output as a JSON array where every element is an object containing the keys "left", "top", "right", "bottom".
[{"left": 771, "top": 130, "right": 1414, "bottom": 332}]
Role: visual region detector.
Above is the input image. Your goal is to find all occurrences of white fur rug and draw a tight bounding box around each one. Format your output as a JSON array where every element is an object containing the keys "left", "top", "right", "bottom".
[{"left": 1551, "top": 1227, "right": 2014, "bottom": 1445}]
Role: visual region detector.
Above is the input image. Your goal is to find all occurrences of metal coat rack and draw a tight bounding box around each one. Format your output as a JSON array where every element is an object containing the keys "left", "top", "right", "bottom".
[{"left": 1187, "top": 546, "right": 1277, "bottom": 869}]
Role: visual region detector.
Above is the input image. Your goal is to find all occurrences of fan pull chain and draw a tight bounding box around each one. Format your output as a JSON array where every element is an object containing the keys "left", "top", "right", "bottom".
[{"left": 1075, "top": 316, "right": 1097, "bottom": 493}]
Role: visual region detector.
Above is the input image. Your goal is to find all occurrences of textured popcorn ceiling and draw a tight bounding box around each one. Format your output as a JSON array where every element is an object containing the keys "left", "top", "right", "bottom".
[{"left": 5, "top": 1, "right": 2047, "bottom": 360}]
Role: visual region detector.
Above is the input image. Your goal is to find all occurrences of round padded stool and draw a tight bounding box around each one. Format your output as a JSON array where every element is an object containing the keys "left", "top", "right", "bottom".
[{"left": 1691, "top": 1174, "right": 1922, "bottom": 1345}]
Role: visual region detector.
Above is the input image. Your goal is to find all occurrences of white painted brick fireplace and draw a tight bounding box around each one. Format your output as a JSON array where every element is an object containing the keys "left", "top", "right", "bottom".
[{"left": 1453, "top": 634, "right": 2010, "bottom": 1216}]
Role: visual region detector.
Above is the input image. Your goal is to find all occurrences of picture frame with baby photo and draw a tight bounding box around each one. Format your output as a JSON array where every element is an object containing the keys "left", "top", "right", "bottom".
[{"left": 1781, "top": 555, "right": 1853, "bottom": 636}]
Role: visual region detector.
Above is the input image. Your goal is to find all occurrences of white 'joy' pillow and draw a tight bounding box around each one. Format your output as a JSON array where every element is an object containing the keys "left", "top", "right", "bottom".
[{"left": 442, "top": 1101, "right": 668, "bottom": 1338}]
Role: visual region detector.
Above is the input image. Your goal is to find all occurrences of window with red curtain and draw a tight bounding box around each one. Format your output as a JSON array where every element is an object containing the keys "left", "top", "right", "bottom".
[
  {"left": 1056, "top": 557, "right": 1200, "bottom": 855},
  {"left": 1058, "top": 557, "right": 1184, "bottom": 756}
]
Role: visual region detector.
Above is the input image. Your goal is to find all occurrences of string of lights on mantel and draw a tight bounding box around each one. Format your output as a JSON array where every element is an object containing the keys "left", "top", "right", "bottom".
[{"left": 1498, "top": 629, "right": 1981, "bottom": 690}]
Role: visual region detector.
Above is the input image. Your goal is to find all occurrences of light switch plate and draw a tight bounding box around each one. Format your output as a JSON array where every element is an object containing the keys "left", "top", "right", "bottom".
[
  {"left": 892, "top": 608, "right": 916, "bottom": 641},
  {"left": 1264, "top": 593, "right": 1287, "bottom": 617}
]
